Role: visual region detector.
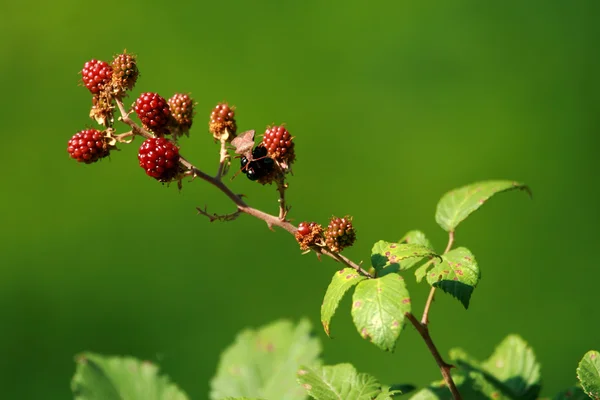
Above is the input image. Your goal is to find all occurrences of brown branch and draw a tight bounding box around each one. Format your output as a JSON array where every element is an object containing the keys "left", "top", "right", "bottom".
[
  {"left": 196, "top": 206, "right": 241, "bottom": 222},
  {"left": 406, "top": 313, "right": 462, "bottom": 400},
  {"left": 276, "top": 177, "right": 289, "bottom": 220},
  {"left": 113, "top": 98, "right": 373, "bottom": 278}
]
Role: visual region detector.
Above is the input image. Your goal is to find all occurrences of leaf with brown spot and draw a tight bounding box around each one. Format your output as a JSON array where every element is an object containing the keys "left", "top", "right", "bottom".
[
  {"left": 426, "top": 247, "right": 479, "bottom": 309},
  {"left": 371, "top": 240, "right": 439, "bottom": 276},
  {"left": 351, "top": 273, "right": 411, "bottom": 352},
  {"left": 321, "top": 268, "right": 366, "bottom": 337},
  {"left": 398, "top": 230, "right": 435, "bottom": 270},
  {"left": 435, "top": 180, "right": 531, "bottom": 232}
]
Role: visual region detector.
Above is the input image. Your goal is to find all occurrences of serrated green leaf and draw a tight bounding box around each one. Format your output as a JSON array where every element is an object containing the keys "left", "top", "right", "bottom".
[
  {"left": 425, "top": 247, "right": 479, "bottom": 309},
  {"left": 451, "top": 334, "right": 541, "bottom": 400},
  {"left": 398, "top": 231, "right": 434, "bottom": 270},
  {"left": 297, "top": 363, "right": 381, "bottom": 400},
  {"left": 371, "top": 240, "right": 439, "bottom": 276},
  {"left": 480, "top": 335, "right": 541, "bottom": 399},
  {"left": 321, "top": 268, "right": 366, "bottom": 336},
  {"left": 553, "top": 386, "right": 588, "bottom": 400},
  {"left": 435, "top": 180, "right": 531, "bottom": 232},
  {"left": 351, "top": 273, "right": 411, "bottom": 352},
  {"left": 210, "top": 319, "right": 321, "bottom": 400},
  {"left": 577, "top": 350, "right": 600, "bottom": 399},
  {"left": 71, "top": 353, "right": 188, "bottom": 400}
]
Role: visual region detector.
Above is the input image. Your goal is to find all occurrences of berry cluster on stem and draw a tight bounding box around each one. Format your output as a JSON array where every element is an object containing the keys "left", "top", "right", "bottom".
[{"left": 68, "top": 50, "right": 463, "bottom": 399}]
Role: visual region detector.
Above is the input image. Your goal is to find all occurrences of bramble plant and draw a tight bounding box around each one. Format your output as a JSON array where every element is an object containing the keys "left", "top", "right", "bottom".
[{"left": 68, "top": 51, "right": 599, "bottom": 400}]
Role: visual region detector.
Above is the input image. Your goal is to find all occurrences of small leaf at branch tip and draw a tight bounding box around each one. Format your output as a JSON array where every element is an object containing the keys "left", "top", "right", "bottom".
[{"left": 435, "top": 180, "right": 531, "bottom": 232}]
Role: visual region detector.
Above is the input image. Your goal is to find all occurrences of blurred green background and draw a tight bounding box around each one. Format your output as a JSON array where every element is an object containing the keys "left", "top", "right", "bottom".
[{"left": 1, "top": 0, "right": 599, "bottom": 398}]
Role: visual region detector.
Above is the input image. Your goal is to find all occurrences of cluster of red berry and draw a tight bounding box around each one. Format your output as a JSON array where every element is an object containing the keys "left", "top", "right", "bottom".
[
  {"left": 68, "top": 50, "right": 356, "bottom": 254},
  {"left": 295, "top": 216, "right": 356, "bottom": 253},
  {"left": 68, "top": 51, "right": 195, "bottom": 181}
]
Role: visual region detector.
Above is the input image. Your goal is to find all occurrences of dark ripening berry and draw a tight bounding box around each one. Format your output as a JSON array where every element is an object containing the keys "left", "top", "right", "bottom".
[
  {"left": 134, "top": 92, "right": 171, "bottom": 134},
  {"left": 295, "top": 222, "right": 324, "bottom": 250},
  {"left": 82, "top": 60, "right": 113, "bottom": 94},
  {"left": 209, "top": 103, "right": 237, "bottom": 140},
  {"left": 245, "top": 159, "right": 274, "bottom": 181},
  {"left": 240, "top": 145, "right": 274, "bottom": 181},
  {"left": 325, "top": 216, "right": 356, "bottom": 253},
  {"left": 67, "top": 129, "right": 110, "bottom": 164},
  {"left": 110, "top": 52, "right": 138, "bottom": 94},
  {"left": 137, "top": 137, "right": 180, "bottom": 181},
  {"left": 262, "top": 125, "right": 295, "bottom": 166}
]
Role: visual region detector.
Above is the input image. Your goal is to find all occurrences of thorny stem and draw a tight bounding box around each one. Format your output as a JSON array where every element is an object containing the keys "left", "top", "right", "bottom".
[
  {"left": 276, "top": 178, "right": 288, "bottom": 220},
  {"left": 114, "top": 98, "right": 373, "bottom": 279},
  {"left": 406, "top": 313, "right": 462, "bottom": 400}
]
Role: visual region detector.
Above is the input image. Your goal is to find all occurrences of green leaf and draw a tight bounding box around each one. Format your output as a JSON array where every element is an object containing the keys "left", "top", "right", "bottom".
[
  {"left": 435, "top": 180, "right": 531, "bottom": 232},
  {"left": 577, "top": 350, "right": 600, "bottom": 399},
  {"left": 481, "top": 335, "right": 541, "bottom": 399},
  {"left": 321, "top": 268, "right": 366, "bottom": 336},
  {"left": 398, "top": 231, "right": 434, "bottom": 270},
  {"left": 415, "top": 259, "right": 435, "bottom": 283},
  {"left": 371, "top": 240, "right": 439, "bottom": 276},
  {"left": 351, "top": 273, "right": 411, "bottom": 352},
  {"left": 425, "top": 247, "right": 480, "bottom": 309},
  {"left": 553, "top": 386, "right": 588, "bottom": 400},
  {"left": 221, "top": 398, "right": 265, "bottom": 400},
  {"left": 210, "top": 319, "right": 321, "bottom": 400},
  {"left": 297, "top": 363, "right": 381, "bottom": 400},
  {"left": 399, "top": 230, "right": 433, "bottom": 248},
  {"left": 451, "top": 334, "right": 541, "bottom": 399},
  {"left": 71, "top": 353, "right": 188, "bottom": 400}
]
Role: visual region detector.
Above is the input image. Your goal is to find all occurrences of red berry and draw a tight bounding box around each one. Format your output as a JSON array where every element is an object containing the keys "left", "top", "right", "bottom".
[
  {"left": 295, "top": 221, "right": 324, "bottom": 250},
  {"left": 137, "top": 137, "right": 180, "bottom": 181},
  {"left": 209, "top": 103, "right": 237, "bottom": 140},
  {"left": 168, "top": 93, "right": 195, "bottom": 132},
  {"left": 325, "top": 216, "right": 356, "bottom": 253},
  {"left": 298, "top": 222, "right": 311, "bottom": 236},
  {"left": 81, "top": 60, "right": 113, "bottom": 94},
  {"left": 67, "top": 129, "right": 110, "bottom": 164},
  {"left": 134, "top": 93, "right": 171, "bottom": 134},
  {"left": 262, "top": 125, "right": 295, "bottom": 166}
]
